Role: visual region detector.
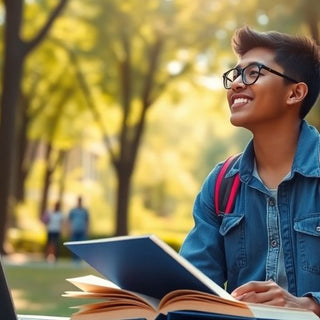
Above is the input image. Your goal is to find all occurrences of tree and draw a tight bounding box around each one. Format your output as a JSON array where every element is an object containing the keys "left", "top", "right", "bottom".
[
  {"left": 0, "top": 0, "right": 69, "bottom": 253},
  {"left": 58, "top": 0, "right": 229, "bottom": 235}
]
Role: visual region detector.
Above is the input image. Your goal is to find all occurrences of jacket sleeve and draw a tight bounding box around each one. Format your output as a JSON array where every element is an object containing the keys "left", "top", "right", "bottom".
[
  {"left": 304, "top": 292, "right": 320, "bottom": 304},
  {"left": 179, "top": 164, "right": 228, "bottom": 289}
]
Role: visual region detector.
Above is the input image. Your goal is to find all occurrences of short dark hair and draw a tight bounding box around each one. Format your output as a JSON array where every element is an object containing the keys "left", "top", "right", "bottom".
[{"left": 232, "top": 26, "right": 320, "bottom": 118}]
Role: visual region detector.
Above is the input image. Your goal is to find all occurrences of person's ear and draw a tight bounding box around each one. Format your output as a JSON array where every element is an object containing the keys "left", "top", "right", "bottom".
[{"left": 287, "top": 82, "right": 308, "bottom": 105}]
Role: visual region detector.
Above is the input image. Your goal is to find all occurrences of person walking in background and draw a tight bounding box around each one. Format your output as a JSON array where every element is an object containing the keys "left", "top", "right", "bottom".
[
  {"left": 68, "top": 196, "right": 89, "bottom": 243},
  {"left": 43, "top": 201, "right": 64, "bottom": 263}
]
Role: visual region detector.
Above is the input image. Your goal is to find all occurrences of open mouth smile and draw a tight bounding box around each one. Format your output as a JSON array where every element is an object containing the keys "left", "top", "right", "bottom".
[
  {"left": 234, "top": 98, "right": 250, "bottom": 104},
  {"left": 231, "top": 96, "right": 253, "bottom": 108}
]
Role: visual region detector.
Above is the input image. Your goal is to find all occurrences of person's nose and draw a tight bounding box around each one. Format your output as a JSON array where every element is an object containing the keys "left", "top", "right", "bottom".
[{"left": 230, "top": 74, "right": 246, "bottom": 91}]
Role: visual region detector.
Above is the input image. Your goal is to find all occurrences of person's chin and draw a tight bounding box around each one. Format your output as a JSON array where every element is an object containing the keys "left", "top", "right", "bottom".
[
  {"left": 230, "top": 114, "right": 246, "bottom": 127},
  {"left": 230, "top": 114, "right": 254, "bottom": 132}
]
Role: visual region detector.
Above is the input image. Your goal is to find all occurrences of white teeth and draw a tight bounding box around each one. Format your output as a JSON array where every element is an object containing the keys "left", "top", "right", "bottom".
[{"left": 234, "top": 98, "right": 249, "bottom": 104}]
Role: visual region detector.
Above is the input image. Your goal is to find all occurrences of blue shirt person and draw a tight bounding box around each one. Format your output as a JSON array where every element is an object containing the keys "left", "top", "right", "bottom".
[
  {"left": 180, "top": 26, "right": 320, "bottom": 316},
  {"left": 68, "top": 196, "right": 89, "bottom": 242}
]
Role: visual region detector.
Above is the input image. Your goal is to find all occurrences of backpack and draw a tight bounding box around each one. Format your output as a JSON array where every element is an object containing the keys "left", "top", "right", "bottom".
[{"left": 214, "top": 154, "right": 241, "bottom": 215}]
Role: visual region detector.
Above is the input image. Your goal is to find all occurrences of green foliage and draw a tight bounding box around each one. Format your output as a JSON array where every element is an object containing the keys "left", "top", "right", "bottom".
[{"left": 8, "top": 228, "right": 46, "bottom": 253}]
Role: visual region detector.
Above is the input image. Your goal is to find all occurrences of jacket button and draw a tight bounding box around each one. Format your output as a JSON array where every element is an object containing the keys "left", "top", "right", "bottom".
[
  {"left": 268, "top": 198, "right": 276, "bottom": 206},
  {"left": 316, "top": 226, "right": 320, "bottom": 232},
  {"left": 271, "top": 240, "right": 278, "bottom": 247}
]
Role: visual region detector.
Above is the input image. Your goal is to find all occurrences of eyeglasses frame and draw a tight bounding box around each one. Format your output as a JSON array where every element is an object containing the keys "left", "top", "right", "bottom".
[{"left": 222, "top": 62, "right": 299, "bottom": 89}]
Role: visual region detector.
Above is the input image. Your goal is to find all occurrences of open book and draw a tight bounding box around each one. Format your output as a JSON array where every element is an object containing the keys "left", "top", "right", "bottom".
[{"left": 64, "top": 235, "right": 318, "bottom": 320}]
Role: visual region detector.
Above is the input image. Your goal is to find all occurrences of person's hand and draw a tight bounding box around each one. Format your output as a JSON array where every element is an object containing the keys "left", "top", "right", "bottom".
[{"left": 231, "top": 280, "right": 320, "bottom": 316}]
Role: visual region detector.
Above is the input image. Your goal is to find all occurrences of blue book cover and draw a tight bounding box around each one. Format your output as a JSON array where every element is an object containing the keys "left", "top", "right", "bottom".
[{"left": 64, "top": 234, "right": 231, "bottom": 300}]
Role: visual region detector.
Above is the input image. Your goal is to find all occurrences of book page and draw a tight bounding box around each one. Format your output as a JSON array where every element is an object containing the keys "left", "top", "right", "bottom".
[
  {"left": 158, "top": 289, "right": 251, "bottom": 317},
  {"left": 66, "top": 275, "right": 160, "bottom": 310},
  {"left": 66, "top": 275, "right": 121, "bottom": 292},
  {"left": 159, "top": 290, "right": 247, "bottom": 309},
  {"left": 159, "top": 299, "right": 253, "bottom": 318},
  {"left": 70, "top": 301, "right": 157, "bottom": 320}
]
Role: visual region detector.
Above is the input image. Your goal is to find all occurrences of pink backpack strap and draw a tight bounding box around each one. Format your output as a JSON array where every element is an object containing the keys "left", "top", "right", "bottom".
[{"left": 214, "top": 154, "right": 241, "bottom": 215}]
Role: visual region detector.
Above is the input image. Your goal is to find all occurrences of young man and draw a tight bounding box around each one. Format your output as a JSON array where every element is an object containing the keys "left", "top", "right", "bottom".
[{"left": 180, "top": 26, "right": 320, "bottom": 316}]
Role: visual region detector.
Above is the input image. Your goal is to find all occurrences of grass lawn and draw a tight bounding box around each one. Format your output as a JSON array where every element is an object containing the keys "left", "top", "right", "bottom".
[{"left": 3, "top": 257, "right": 100, "bottom": 317}]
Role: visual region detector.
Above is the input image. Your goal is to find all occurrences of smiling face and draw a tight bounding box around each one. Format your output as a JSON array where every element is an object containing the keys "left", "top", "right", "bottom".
[{"left": 226, "top": 47, "right": 296, "bottom": 132}]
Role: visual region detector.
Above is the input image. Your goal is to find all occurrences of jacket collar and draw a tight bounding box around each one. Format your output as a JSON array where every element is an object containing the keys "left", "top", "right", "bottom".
[{"left": 227, "top": 120, "right": 320, "bottom": 181}]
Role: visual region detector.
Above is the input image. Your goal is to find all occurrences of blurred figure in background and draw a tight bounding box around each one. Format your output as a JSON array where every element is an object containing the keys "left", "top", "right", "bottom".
[
  {"left": 43, "top": 201, "right": 64, "bottom": 263},
  {"left": 68, "top": 196, "right": 90, "bottom": 263},
  {"left": 68, "top": 196, "right": 89, "bottom": 242}
]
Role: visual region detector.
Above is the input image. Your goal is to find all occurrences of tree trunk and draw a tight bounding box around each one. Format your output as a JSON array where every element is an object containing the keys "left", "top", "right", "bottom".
[
  {"left": 115, "top": 167, "right": 132, "bottom": 235},
  {"left": 0, "top": 0, "right": 25, "bottom": 253},
  {"left": 39, "top": 143, "right": 54, "bottom": 218},
  {"left": 57, "top": 151, "right": 67, "bottom": 205},
  {"left": 15, "top": 102, "right": 29, "bottom": 202}
]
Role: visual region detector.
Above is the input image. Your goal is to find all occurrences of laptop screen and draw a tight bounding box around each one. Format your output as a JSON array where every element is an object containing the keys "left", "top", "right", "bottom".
[{"left": 0, "top": 257, "right": 17, "bottom": 320}]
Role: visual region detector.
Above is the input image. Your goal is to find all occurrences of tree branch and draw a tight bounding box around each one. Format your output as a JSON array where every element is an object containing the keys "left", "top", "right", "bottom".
[
  {"left": 50, "top": 39, "right": 118, "bottom": 165},
  {"left": 129, "top": 36, "right": 164, "bottom": 166},
  {"left": 24, "top": 0, "right": 69, "bottom": 55},
  {"left": 117, "top": 32, "right": 132, "bottom": 170},
  {"left": 141, "top": 36, "right": 163, "bottom": 108}
]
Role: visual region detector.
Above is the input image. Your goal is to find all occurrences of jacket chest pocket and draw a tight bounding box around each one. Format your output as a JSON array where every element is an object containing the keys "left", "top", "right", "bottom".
[
  {"left": 294, "top": 214, "right": 320, "bottom": 274},
  {"left": 219, "top": 214, "right": 247, "bottom": 270}
]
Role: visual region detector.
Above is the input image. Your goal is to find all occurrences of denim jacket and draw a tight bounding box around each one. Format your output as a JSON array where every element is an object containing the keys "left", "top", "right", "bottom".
[{"left": 180, "top": 120, "right": 320, "bottom": 303}]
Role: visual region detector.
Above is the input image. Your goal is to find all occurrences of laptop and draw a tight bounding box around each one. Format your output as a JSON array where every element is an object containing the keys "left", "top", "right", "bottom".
[{"left": 0, "top": 258, "right": 69, "bottom": 320}]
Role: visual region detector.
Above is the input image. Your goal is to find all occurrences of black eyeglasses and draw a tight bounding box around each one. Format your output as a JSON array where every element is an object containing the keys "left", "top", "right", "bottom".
[{"left": 222, "top": 62, "right": 298, "bottom": 89}]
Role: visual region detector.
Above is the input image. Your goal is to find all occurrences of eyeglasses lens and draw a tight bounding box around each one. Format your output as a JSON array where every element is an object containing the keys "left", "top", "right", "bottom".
[
  {"left": 223, "top": 69, "right": 237, "bottom": 89},
  {"left": 243, "top": 64, "right": 260, "bottom": 85},
  {"left": 223, "top": 63, "right": 261, "bottom": 89}
]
